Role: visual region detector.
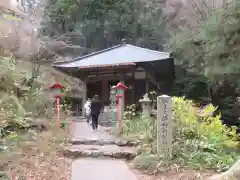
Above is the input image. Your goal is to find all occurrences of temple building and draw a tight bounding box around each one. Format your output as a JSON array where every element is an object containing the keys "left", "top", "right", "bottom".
[{"left": 53, "top": 40, "right": 175, "bottom": 115}]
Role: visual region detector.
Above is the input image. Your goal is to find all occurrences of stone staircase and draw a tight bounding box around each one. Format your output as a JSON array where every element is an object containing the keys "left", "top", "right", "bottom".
[{"left": 63, "top": 121, "right": 137, "bottom": 160}]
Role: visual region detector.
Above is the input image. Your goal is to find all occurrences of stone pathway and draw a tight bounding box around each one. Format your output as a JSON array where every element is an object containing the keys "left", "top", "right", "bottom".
[
  {"left": 66, "top": 120, "right": 139, "bottom": 180},
  {"left": 72, "top": 158, "right": 139, "bottom": 180},
  {"left": 71, "top": 120, "right": 114, "bottom": 141}
]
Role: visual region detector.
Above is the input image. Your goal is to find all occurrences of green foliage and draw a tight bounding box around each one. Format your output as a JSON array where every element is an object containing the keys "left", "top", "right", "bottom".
[
  {"left": 60, "top": 87, "right": 72, "bottom": 113},
  {"left": 168, "top": 0, "right": 240, "bottom": 128},
  {"left": 170, "top": 73, "right": 210, "bottom": 102},
  {"left": 173, "top": 97, "right": 239, "bottom": 171},
  {"left": 0, "top": 55, "right": 72, "bottom": 178},
  {"left": 0, "top": 57, "right": 45, "bottom": 137},
  {"left": 0, "top": 56, "right": 71, "bottom": 137},
  {"left": 121, "top": 97, "right": 240, "bottom": 172},
  {"left": 41, "top": 0, "right": 169, "bottom": 51},
  {"left": 124, "top": 104, "right": 137, "bottom": 120},
  {"left": 122, "top": 117, "right": 155, "bottom": 140},
  {"left": 168, "top": 0, "right": 240, "bottom": 77},
  {"left": 132, "top": 155, "right": 159, "bottom": 172}
]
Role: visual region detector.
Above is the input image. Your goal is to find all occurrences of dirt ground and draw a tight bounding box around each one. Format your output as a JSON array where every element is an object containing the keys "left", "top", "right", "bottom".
[
  {"left": 3, "top": 129, "right": 72, "bottom": 180},
  {"left": 9, "top": 153, "right": 71, "bottom": 180},
  {"left": 132, "top": 168, "right": 215, "bottom": 180}
]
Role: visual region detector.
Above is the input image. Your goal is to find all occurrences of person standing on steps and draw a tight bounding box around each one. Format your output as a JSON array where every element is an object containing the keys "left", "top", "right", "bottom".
[
  {"left": 83, "top": 98, "right": 91, "bottom": 125},
  {"left": 90, "top": 95, "right": 102, "bottom": 131}
]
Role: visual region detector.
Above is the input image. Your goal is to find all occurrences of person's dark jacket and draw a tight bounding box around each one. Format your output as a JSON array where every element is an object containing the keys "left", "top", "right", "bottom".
[{"left": 90, "top": 99, "right": 102, "bottom": 115}]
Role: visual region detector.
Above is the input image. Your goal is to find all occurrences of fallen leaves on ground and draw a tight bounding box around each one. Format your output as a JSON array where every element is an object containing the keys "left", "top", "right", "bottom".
[
  {"left": 11, "top": 153, "right": 72, "bottom": 180},
  {"left": 2, "top": 128, "right": 72, "bottom": 180},
  {"left": 132, "top": 168, "right": 215, "bottom": 180}
]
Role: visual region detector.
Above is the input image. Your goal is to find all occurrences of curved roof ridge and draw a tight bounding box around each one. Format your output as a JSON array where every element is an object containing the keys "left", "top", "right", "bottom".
[
  {"left": 126, "top": 44, "right": 170, "bottom": 56},
  {"left": 53, "top": 43, "right": 172, "bottom": 68},
  {"left": 53, "top": 44, "right": 124, "bottom": 65}
]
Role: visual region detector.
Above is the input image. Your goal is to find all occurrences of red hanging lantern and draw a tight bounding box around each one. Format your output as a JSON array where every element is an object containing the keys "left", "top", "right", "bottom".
[
  {"left": 115, "top": 82, "right": 128, "bottom": 90},
  {"left": 50, "top": 83, "right": 65, "bottom": 98}
]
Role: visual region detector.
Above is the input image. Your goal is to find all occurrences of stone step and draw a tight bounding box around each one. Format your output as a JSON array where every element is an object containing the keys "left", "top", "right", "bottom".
[
  {"left": 70, "top": 117, "right": 113, "bottom": 124},
  {"left": 70, "top": 138, "right": 115, "bottom": 145},
  {"left": 70, "top": 138, "right": 139, "bottom": 147},
  {"left": 63, "top": 144, "right": 137, "bottom": 160},
  {"left": 68, "top": 116, "right": 85, "bottom": 122},
  {"left": 99, "top": 121, "right": 114, "bottom": 127}
]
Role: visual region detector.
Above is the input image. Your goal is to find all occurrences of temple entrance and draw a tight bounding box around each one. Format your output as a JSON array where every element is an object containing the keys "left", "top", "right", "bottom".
[
  {"left": 87, "top": 81, "right": 102, "bottom": 100},
  {"left": 87, "top": 80, "right": 119, "bottom": 106}
]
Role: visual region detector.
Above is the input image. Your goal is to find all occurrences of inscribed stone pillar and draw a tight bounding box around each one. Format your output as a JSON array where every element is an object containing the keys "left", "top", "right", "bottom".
[{"left": 157, "top": 95, "right": 173, "bottom": 159}]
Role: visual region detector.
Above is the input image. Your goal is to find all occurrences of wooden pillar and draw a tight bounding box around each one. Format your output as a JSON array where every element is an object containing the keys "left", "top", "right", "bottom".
[
  {"left": 82, "top": 79, "right": 87, "bottom": 116},
  {"left": 120, "top": 72, "right": 125, "bottom": 107},
  {"left": 101, "top": 79, "right": 104, "bottom": 104},
  {"left": 101, "top": 79, "right": 108, "bottom": 105},
  {"left": 131, "top": 71, "right": 135, "bottom": 104},
  {"left": 145, "top": 71, "right": 149, "bottom": 94},
  {"left": 76, "top": 103, "right": 79, "bottom": 116},
  {"left": 119, "top": 73, "right": 124, "bottom": 82}
]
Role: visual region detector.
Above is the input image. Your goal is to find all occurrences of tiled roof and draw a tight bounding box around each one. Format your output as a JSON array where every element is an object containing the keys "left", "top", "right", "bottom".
[{"left": 53, "top": 43, "right": 171, "bottom": 69}]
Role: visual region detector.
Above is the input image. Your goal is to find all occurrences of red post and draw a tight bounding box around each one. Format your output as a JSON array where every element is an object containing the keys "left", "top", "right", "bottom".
[
  {"left": 115, "top": 82, "right": 128, "bottom": 133},
  {"left": 56, "top": 97, "right": 60, "bottom": 127},
  {"left": 50, "top": 83, "right": 64, "bottom": 128},
  {"left": 116, "top": 94, "right": 122, "bottom": 131}
]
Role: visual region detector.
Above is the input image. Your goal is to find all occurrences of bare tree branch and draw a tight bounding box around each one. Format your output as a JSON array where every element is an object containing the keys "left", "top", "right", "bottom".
[{"left": 164, "top": 0, "right": 228, "bottom": 32}]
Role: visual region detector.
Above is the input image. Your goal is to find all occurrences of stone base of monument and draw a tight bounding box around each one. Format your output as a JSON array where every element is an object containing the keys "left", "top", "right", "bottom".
[{"left": 207, "top": 159, "right": 240, "bottom": 180}]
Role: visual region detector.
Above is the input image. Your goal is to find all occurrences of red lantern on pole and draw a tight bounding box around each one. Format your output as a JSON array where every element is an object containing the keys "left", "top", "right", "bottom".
[
  {"left": 50, "top": 83, "right": 65, "bottom": 128},
  {"left": 114, "top": 82, "right": 128, "bottom": 133},
  {"left": 115, "top": 82, "right": 128, "bottom": 90}
]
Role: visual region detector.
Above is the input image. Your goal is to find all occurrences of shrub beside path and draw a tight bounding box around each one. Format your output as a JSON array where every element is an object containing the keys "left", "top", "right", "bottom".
[{"left": 65, "top": 119, "right": 139, "bottom": 180}]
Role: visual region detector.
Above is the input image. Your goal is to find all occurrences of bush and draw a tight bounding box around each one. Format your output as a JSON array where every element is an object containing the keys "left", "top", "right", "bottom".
[
  {"left": 168, "top": 0, "right": 240, "bottom": 130},
  {"left": 0, "top": 56, "right": 72, "bottom": 178},
  {"left": 132, "top": 155, "right": 159, "bottom": 172},
  {"left": 0, "top": 127, "right": 69, "bottom": 179},
  {"left": 121, "top": 96, "right": 240, "bottom": 172},
  {"left": 172, "top": 97, "right": 239, "bottom": 170},
  {"left": 124, "top": 104, "right": 138, "bottom": 120}
]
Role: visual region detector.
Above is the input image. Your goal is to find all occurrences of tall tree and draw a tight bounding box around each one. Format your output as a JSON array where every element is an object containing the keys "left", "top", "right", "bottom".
[
  {"left": 40, "top": 0, "right": 169, "bottom": 51},
  {"left": 168, "top": 0, "right": 240, "bottom": 78},
  {"left": 168, "top": 0, "right": 240, "bottom": 128}
]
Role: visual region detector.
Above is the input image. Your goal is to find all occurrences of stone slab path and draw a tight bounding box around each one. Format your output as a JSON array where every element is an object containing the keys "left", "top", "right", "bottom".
[
  {"left": 71, "top": 121, "right": 114, "bottom": 141},
  {"left": 69, "top": 121, "right": 139, "bottom": 180},
  {"left": 72, "top": 158, "right": 139, "bottom": 180}
]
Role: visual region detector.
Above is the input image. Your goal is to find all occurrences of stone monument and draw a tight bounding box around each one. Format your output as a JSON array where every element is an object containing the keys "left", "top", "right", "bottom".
[
  {"left": 109, "top": 85, "right": 117, "bottom": 126},
  {"left": 139, "top": 94, "right": 152, "bottom": 118},
  {"left": 157, "top": 95, "right": 173, "bottom": 159}
]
